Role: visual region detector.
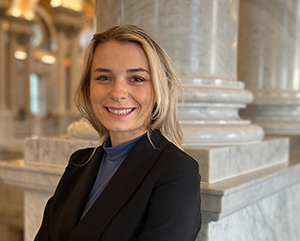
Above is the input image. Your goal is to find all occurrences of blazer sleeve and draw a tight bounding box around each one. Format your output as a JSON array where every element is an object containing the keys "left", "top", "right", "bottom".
[
  {"left": 34, "top": 147, "right": 96, "bottom": 241},
  {"left": 34, "top": 196, "right": 54, "bottom": 241},
  {"left": 137, "top": 155, "right": 201, "bottom": 241}
]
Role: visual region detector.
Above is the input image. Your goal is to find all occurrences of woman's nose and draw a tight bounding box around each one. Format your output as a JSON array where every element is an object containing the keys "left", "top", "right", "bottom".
[{"left": 110, "top": 80, "right": 127, "bottom": 102}]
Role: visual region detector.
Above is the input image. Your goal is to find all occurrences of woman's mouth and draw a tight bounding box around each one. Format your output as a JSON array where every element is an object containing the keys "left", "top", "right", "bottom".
[{"left": 106, "top": 107, "right": 135, "bottom": 115}]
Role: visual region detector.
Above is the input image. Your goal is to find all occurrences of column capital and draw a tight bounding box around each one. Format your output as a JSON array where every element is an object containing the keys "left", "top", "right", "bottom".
[
  {"left": 6, "top": 15, "right": 33, "bottom": 37},
  {"left": 52, "top": 6, "right": 84, "bottom": 33}
]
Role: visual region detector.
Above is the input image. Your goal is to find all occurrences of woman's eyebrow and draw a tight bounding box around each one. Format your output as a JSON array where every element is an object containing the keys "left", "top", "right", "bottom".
[
  {"left": 93, "top": 68, "right": 111, "bottom": 73},
  {"left": 127, "top": 68, "right": 149, "bottom": 74},
  {"left": 93, "top": 68, "right": 149, "bottom": 74}
]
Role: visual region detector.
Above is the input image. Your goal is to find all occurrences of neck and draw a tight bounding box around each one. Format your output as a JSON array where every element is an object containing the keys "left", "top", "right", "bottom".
[{"left": 110, "top": 130, "right": 147, "bottom": 147}]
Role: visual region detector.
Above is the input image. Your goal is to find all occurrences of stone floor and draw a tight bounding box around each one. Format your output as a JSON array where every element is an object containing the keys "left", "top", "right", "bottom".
[{"left": 0, "top": 148, "right": 24, "bottom": 241}]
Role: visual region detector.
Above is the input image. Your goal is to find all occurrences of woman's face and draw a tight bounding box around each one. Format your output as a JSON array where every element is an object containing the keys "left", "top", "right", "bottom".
[{"left": 90, "top": 40, "right": 155, "bottom": 145}]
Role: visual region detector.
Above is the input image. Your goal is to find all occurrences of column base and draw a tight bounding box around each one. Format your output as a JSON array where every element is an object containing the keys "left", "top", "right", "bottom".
[
  {"left": 185, "top": 137, "right": 289, "bottom": 183},
  {"left": 241, "top": 90, "right": 300, "bottom": 135},
  {"left": 251, "top": 120, "right": 300, "bottom": 135},
  {"left": 181, "top": 123, "right": 264, "bottom": 146},
  {"left": 196, "top": 159, "right": 300, "bottom": 241},
  {"left": 179, "top": 78, "right": 264, "bottom": 145},
  {"left": 24, "top": 136, "right": 98, "bottom": 166}
]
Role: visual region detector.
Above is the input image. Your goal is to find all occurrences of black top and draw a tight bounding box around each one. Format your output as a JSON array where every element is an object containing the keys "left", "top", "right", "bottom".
[{"left": 35, "top": 130, "right": 202, "bottom": 241}]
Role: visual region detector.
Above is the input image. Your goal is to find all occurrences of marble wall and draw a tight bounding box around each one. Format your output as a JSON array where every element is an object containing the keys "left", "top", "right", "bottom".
[
  {"left": 238, "top": 0, "right": 300, "bottom": 92},
  {"left": 199, "top": 180, "right": 300, "bottom": 241},
  {"left": 0, "top": 136, "right": 98, "bottom": 241},
  {"left": 0, "top": 148, "right": 24, "bottom": 241},
  {"left": 238, "top": 0, "right": 300, "bottom": 134},
  {"left": 97, "top": 0, "right": 239, "bottom": 79},
  {"left": 96, "top": 0, "right": 264, "bottom": 146}
]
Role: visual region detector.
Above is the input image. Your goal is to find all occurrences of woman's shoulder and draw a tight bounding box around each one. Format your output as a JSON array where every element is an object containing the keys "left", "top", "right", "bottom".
[
  {"left": 149, "top": 130, "right": 199, "bottom": 172},
  {"left": 163, "top": 141, "right": 199, "bottom": 171},
  {"left": 70, "top": 146, "right": 96, "bottom": 158},
  {"left": 68, "top": 146, "right": 101, "bottom": 166},
  {"left": 146, "top": 133, "right": 199, "bottom": 182},
  {"left": 152, "top": 139, "right": 200, "bottom": 199}
]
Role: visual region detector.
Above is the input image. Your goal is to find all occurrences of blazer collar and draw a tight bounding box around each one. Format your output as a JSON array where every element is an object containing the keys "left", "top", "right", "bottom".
[
  {"left": 69, "top": 130, "right": 168, "bottom": 241},
  {"left": 55, "top": 146, "right": 104, "bottom": 239}
]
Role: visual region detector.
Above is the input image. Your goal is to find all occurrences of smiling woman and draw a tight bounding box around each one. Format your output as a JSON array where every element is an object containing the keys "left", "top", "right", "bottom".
[
  {"left": 89, "top": 40, "right": 154, "bottom": 147},
  {"left": 34, "top": 25, "right": 201, "bottom": 241}
]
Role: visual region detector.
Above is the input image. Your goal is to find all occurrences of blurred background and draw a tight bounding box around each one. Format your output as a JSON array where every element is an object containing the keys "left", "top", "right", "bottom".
[
  {"left": 0, "top": 1, "right": 95, "bottom": 240},
  {"left": 1, "top": 0, "right": 300, "bottom": 240}
]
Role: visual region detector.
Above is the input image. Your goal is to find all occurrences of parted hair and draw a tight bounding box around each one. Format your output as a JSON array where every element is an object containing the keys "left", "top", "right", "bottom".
[{"left": 75, "top": 24, "right": 183, "bottom": 149}]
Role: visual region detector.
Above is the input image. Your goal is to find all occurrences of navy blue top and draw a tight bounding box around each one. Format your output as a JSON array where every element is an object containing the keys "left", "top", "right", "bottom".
[{"left": 81, "top": 134, "right": 144, "bottom": 218}]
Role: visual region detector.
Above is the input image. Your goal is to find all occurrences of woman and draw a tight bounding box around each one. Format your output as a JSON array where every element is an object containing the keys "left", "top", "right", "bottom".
[{"left": 35, "top": 25, "right": 201, "bottom": 241}]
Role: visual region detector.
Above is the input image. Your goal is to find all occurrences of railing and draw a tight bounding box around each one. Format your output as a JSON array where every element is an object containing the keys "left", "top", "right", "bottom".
[
  {"left": 14, "top": 121, "right": 33, "bottom": 139},
  {"left": 0, "top": 119, "right": 62, "bottom": 149}
]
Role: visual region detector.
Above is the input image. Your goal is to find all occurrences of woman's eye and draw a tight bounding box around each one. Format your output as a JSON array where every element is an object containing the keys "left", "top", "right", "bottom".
[
  {"left": 96, "top": 76, "right": 110, "bottom": 81},
  {"left": 130, "top": 76, "right": 145, "bottom": 82}
]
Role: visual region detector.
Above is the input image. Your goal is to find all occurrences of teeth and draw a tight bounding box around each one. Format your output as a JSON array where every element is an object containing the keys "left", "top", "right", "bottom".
[{"left": 107, "top": 108, "right": 133, "bottom": 115}]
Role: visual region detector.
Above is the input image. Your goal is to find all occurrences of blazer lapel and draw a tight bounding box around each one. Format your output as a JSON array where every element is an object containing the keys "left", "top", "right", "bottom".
[
  {"left": 53, "top": 146, "right": 104, "bottom": 238},
  {"left": 68, "top": 130, "right": 168, "bottom": 241}
]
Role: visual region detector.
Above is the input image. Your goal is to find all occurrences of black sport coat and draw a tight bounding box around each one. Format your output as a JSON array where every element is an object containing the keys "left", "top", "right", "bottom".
[{"left": 35, "top": 130, "right": 201, "bottom": 241}]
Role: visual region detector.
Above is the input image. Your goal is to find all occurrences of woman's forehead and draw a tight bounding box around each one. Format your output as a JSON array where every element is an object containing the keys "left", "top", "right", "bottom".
[{"left": 91, "top": 40, "right": 151, "bottom": 72}]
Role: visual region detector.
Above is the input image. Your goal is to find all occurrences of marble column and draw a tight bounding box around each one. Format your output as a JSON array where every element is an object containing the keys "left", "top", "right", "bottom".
[
  {"left": 0, "top": 19, "right": 6, "bottom": 112},
  {"left": 6, "top": 16, "right": 32, "bottom": 114},
  {"left": 69, "top": 31, "right": 81, "bottom": 114},
  {"left": 52, "top": 7, "right": 84, "bottom": 134},
  {"left": 45, "top": 64, "right": 55, "bottom": 115},
  {"left": 55, "top": 29, "right": 67, "bottom": 115},
  {"left": 238, "top": 0, "right": 300, "bottom": 135},
  {"left": 0, "top": 19, "right": 13, "bottom": 144},
  {"left": 7, "top": 30, "right": 17, "bottom": 112},
  {"left": 23, "top": 34, "right": 31, "bottom": 114},
  {"left": 96, "top": 0, "right": 264, "bottom": 146}
]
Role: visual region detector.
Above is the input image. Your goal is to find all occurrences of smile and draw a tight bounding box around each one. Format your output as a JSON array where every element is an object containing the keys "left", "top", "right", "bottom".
[{"left": 106, "top": 107, "right": 135, "bottom": 115}]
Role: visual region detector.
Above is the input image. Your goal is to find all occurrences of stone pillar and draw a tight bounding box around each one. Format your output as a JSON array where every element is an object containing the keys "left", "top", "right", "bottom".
[
  {"left": 45, "top": 64, "right": 55, "bottom": 115},
  {"left": 238, "top": 0, "right": 300, "bottom": 135},
  {"left": 0, "top": 19, "right": 13, "bottom": 144},
  {"left": 54, "top": 28, "right": 71, "bottom": 134},
  {"left": 96, "top": 0, "right": 264, "bottom": 146},
  {"left": 7, "top": 30, "right": 17, "bottom": 112},
  {"left": 52, "top": 7, "right": 84, "bottom": 134},
  {"left": 0, "top": 19, "right": 6, "bottom": 112},
  {"left": 69, "top": 31, "right": 81, "bottom": 114},
  {"left": 55, "top": 28, "right": 67, "bottom": 115},
  {"left": 23, "top": 34, "right": 31, "bottom": 114},
  {"left": 6, "top": 16, "right": 32, "bottom": 114}
]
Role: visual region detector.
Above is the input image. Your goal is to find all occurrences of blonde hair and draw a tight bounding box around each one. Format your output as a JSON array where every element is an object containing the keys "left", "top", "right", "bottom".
[{"left": 75, "top": 25, "right": 183, "bottom": 149}]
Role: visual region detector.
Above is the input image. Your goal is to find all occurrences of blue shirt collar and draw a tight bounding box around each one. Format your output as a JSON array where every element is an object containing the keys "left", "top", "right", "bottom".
[{"left": 103, "top": 134, "right": 145, "bottom": 160}]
